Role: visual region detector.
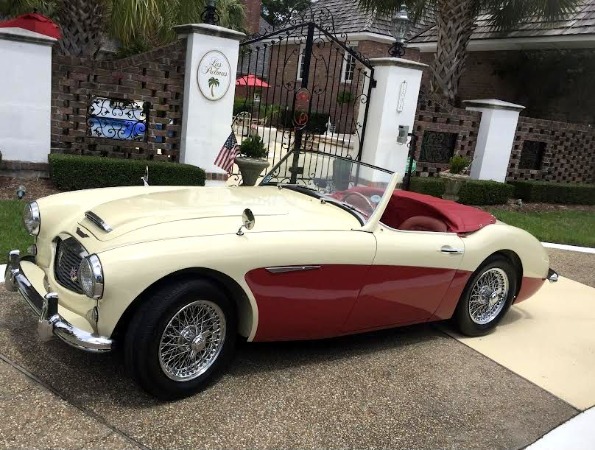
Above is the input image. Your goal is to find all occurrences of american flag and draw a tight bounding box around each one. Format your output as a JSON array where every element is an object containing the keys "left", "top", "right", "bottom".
[{"left": 214, "top": 131, "right": 239, "bottom": 173}]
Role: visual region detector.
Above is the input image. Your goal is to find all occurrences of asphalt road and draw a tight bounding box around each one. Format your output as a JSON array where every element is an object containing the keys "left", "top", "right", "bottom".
[{"left": 0, "top": 287, "right": 577, "bottom": 450}]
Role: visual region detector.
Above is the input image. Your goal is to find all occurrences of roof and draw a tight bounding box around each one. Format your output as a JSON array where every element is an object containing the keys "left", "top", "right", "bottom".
[
  {"left": 410, "top": 0, "right": 595, "bottom": 44},
  {"left": 0, "top": 13, "right": 61, "bottom": 39},
  {"left": 307, "top": 0, "right": 431, "bottom": 39},
  {"left": 302, "top": 0, "right": 595, "bottom": 48}
]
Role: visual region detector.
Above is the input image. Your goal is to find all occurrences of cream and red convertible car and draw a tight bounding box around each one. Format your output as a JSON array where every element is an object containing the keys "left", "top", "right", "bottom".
[{"left": 5, "top": 151, "right": 557, "bottom": 399}]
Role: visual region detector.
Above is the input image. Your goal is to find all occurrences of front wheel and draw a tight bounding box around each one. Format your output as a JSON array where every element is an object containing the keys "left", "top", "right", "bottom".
[
  {"left": 454, "top": 256, "right": 517, "bottom": 337},
  {"left": 124, "top": 280, "right": 236, "bottom": 400}
]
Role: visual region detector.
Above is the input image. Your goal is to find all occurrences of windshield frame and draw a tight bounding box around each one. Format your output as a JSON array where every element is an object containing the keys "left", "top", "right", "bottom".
[{"left": 261, "top": 150, "right": 398, "bottom": 227}]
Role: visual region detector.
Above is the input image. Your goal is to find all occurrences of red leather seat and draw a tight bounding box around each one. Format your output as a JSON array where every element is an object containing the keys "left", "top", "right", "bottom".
[{"left": 399, "top": 215, "right": 448, "bottom": 232}]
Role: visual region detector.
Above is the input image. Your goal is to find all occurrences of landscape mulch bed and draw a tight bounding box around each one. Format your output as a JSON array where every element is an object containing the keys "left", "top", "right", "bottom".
[{"left": 0, "top": 177, "right": 61, "bottom": 201}]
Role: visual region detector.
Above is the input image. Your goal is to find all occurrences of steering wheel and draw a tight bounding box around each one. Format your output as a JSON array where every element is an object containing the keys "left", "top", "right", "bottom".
[{"left": 342, "top": 192, "right": 375, "bottom": 216}]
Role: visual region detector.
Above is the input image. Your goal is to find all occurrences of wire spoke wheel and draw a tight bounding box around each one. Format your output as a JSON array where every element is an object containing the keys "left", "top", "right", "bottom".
[
  {"left": 468, "top": 268, "right": 509, "bottom": 325},
  {"left": 159, "top": 300, "right": 226, "bottom": 382}
]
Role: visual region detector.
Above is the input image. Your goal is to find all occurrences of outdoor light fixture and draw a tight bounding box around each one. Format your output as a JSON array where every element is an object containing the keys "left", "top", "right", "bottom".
[
  {"left": 16, "top": 185, "right": 26, "bottom": 200},
  {"left": 202, "top": 0, "right": 220, "bottom": 25},
  {"left": 389, "top": 4, "right": 410, "bottom": 57}
]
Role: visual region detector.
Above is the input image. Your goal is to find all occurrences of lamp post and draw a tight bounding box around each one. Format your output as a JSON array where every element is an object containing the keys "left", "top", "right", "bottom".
[
  {"left": 201, "top": 0, "right": 220, "bottom": 25},
  {"left": 388, "top": 4, "right": 410, "bottom": 57}
]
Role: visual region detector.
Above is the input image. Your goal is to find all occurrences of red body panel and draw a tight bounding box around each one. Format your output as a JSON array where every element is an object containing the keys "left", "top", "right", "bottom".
[
  {"left": 343, "top": 266, "right": 459, "bottom": 331},
  {"left": 430, "top": 270, "right": 473, "bottom": 321},
  {"left": 246, "top": 265, "right": 368, "bottom": 341},
  {"left": 247, "top": 265, "right": 466, "bottom": 341},
  {"left": 515, "top": 277, "right": 545, "bottom": 304}
]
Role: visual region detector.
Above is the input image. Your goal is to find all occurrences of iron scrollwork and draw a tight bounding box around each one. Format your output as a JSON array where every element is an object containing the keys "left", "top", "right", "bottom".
[{"left": 87, "top": 97, "right": 148, "bottom": 141}]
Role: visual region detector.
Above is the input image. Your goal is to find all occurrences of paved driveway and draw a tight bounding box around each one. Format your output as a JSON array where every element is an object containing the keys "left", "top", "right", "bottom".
[{"left": 0, "top": 287, "right": 577, "bottom": 450}]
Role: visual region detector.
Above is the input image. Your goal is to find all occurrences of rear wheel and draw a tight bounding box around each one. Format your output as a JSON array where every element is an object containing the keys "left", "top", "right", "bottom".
[
  {"left": 455, "top": 256, "right": 517, "bottom": 336},
  {"left": 124, "top": 279, "right": 236, "bottom": 400}
]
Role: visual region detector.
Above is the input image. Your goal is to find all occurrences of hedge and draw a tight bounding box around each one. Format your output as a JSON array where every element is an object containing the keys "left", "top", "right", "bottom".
[
  {"left": 277, "top": 110, "right": 330, "bottom": 134},
  {"left": 409, "top": 177, "right": 514, "bottom": 205},
  {"left": 49, "top": 154, "right": 205, "bottom": 190},
  {"left": 510, "top": 181, "right": 595, "bottom": 205}
]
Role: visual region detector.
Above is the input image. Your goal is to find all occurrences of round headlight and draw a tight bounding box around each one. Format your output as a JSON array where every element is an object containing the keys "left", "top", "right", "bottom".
[
  {"left": 79, "top": 254, "right": 104, "bottom": 299},
  {"left": 23, "top": 202, "right": 40, "bottom": 236}
]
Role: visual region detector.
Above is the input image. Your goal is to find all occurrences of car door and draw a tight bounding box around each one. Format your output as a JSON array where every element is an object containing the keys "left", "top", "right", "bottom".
[
  {"left": 244, "top": 230, "right": 377, "bottom": 341},
  {"left": 343, "top": 225, "right": 465, "bottom": 332}
]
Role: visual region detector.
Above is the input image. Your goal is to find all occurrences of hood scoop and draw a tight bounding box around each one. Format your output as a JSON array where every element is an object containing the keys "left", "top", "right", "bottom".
[{"left": 85, "top": 211, "right": 113, "bottom": 233}]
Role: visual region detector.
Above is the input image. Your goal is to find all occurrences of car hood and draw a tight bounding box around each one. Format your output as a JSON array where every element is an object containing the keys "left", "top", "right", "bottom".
[{"left": 77, "top": 186, "right": 360, "bottom": 243}]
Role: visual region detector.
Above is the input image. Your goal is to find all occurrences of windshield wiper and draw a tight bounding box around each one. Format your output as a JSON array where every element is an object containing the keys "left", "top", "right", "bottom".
[{"left": 279, "top": 184, "right": 323, "bottom": 199}]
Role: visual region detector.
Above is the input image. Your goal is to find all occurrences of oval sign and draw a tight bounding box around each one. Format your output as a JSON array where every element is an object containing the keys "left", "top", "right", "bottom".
[{"left": 197, "top": 50, "right": 231, "bottom": 101}]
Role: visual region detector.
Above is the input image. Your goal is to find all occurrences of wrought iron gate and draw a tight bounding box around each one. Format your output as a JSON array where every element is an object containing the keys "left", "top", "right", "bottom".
[{"left": 232, "top": 8, "right": 375, "bottom": 183}]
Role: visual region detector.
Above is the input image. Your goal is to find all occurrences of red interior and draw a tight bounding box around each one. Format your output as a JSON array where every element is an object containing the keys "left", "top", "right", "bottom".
[{"left": 334, "top": 187, "right": 496, "bottom": 234}]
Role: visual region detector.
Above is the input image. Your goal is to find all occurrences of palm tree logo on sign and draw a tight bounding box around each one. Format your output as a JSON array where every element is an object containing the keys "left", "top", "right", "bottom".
[{"left": 197, "top": 50, "right": 231, "bottom": 101}]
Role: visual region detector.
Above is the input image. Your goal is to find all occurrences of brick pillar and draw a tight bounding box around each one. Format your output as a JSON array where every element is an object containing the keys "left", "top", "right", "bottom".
[
  {"left": 243, "top": 0, "right": 262, "bottom": 34},
  {"left": 175, "top": 24, "right": 245, "bottom": 185},
  {"left": 464, "top": 99, "right": 525, "bottom": 183},
  {"left": 0, "top": 28, "right": 55, "bottom": 165},
  {"left": 358, "top": 57, "right": 427, "bottom": 182}
]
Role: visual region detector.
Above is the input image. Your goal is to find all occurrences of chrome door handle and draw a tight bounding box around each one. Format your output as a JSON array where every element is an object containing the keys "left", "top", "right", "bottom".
[{"left": 440, "top": 245, "right": 464, "bottom": 255}]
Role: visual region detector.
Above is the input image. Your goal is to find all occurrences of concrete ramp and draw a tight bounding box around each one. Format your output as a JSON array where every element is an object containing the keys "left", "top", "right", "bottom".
[{"left": 447, "top": 276, "right": 595, "bottom": 410}]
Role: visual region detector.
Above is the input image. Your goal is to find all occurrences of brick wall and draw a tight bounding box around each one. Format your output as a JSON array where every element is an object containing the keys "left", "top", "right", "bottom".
[
  {"left": 51, "top": 39, "right": 186, "bottom": 161},
  {"left": 510, "top": 117, "right": 595, "bottom": 183},
  {"left": 412, "top": 94, "right": 481, "bottom": 177}
]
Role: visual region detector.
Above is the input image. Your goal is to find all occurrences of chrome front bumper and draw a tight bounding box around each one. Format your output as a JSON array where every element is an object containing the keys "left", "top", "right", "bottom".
[{"left": 4, "top": 250, "right": 113, "bottom": 353}]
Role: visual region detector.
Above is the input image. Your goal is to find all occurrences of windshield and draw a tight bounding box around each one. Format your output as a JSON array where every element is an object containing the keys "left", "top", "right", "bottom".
[{"left": 261, "top": 151, "right": 394, "bottom": 223}]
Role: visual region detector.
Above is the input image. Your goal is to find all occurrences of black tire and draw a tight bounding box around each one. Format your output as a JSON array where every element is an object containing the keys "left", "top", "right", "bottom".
[
  {"left": 124, "top": 279, "right": 237, "bottom": 400},
  {"left": 454, "top": 256, "right": 517, "bottom": 337}
]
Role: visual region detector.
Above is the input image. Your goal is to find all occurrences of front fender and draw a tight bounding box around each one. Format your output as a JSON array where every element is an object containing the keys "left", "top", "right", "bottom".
[{"left": 95, "top": 229, "right": 376, "bottom": 342}]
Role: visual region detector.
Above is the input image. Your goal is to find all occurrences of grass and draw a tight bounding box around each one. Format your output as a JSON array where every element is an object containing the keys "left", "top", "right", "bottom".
[
  {"left": 0, "top": 200, "right": 34, "bottom": 264},
  {"left": 488, "top": 209, "right": 595, "bottom": 248}
]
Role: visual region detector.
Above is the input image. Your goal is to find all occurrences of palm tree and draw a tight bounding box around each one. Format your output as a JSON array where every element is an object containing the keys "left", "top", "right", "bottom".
[
  {"left": 357, "top": 0, "right": 581, "bottom": 102},
  {"left": 0, "top": 0, "right": 245, "bottom": 57},
  {"left": 208, "top": 77, "right": 220, "bottom": 97}
]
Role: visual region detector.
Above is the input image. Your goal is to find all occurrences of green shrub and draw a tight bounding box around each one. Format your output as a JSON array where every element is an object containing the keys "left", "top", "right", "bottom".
[
  {"left": 49, "top": 154, "right": 205, "bottom": 190},
  {"left": 448, "top": 155, "right": 471, "bottom": 174},
  {"left": 278, "top": 110, "right": 330, "bottom": 133},
  {"left": 510, "top": 181, "right": 595, "bottom": 205},
  {"left": 409, "top": 177, "right": 513, "bottom": 205},
  {"left": 233, "top": 97, "right": 253, "bottom": 115},
  {"left": 459, "top": 180, "right": 514, "bottom": 205},
  {"left": 337, "top": 90, "right": 355, "bottom": 105},
  {"left": 409, "top": 177, "right": 444, "bottom": 198},
  {"left": 239, "top": 134, "right": 267, "bottom": 158}
]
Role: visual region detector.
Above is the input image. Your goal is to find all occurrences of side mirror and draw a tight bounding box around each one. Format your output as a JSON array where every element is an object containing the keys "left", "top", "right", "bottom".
[{"left": 237, "top": 208, "right": 255, "bottom": 236}]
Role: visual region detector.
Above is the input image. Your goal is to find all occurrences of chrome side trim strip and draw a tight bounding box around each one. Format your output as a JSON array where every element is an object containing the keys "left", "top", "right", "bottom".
[
  {"left": 84, "top": 211, "right": 113, "bottom": 233},
  {"left": 265, "top": 265, "right": 322, "bottom": 274}
]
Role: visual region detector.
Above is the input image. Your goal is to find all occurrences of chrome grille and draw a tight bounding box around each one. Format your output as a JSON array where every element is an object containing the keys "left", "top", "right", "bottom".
[{"left": 54, "top": 237, "right": 87, "bottom": 294}]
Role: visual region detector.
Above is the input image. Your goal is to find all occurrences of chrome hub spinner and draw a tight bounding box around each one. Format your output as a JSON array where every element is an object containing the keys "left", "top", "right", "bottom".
[
  {"left": 468, "top": 268, "right": 509, "bottom": 325},
  {"left": 158, "top": 300, "right": 226, "bottom": 382}
]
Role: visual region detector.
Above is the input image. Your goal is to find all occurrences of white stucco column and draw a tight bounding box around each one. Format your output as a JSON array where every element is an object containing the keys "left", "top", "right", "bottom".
[
  {"left": 464, "top": 99, "right": 525, "bottom": 183},
  {"left": 0, "top": 28, "right": 55, "bottom": 164},
  {"left": 175, "top": 24, "right": 245, "bottom": 182},
  {"left": 358, "top": 58, "right": 427, "bottom": 182}
]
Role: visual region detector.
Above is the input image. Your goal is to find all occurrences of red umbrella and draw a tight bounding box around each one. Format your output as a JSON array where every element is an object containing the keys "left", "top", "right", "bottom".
[
  {"left": 0, "top": 13, "right": 61, "bottom": 39},
  {"left": 236, "top": 74, "right": 270, "bottom": 88}
]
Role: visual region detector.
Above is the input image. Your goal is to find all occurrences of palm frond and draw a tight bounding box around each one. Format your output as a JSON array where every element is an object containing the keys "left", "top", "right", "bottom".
[{"left": 484, "top": 0, "right": 582, "bottom": 30}]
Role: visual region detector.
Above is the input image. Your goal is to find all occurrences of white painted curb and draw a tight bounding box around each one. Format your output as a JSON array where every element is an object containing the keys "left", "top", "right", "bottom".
[
  {"left": 527, "top": 407, "right": 595, "bottom": 449},
  {"left": 542, "top": 242, "right": 595, "bottom": 254}
]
